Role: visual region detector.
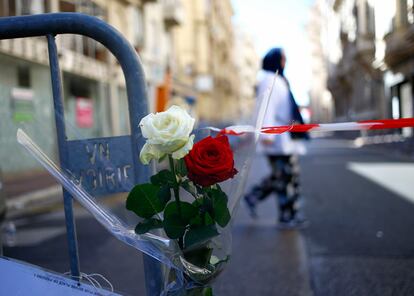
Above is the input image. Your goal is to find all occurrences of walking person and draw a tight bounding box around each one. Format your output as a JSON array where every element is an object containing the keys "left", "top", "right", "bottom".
[{"left": 244, "top": 47, "right": 308, "bottom": 228}]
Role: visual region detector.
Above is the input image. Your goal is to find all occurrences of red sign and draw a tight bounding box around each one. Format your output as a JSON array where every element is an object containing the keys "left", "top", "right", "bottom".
[{"left": 76, "top": 97, "right": 94, "bottom": 128}]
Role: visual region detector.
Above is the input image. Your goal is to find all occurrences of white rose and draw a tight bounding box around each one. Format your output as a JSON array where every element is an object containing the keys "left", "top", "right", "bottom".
[{"left": 139, "top": 105, "right": 195, "bottom": 164}]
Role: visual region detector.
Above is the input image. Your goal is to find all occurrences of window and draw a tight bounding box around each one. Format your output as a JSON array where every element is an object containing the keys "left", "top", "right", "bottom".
[
  {"left": 366, "top": 2, "right": 375, "bottom": 36},
  {"left": 59, "top": 0, "right": 75, "bottom": 12},
  {"left": 69, "top": 77, "right": 90, "bottom": 98},
  {"left": 131, "top": 6, "right": 144, "bottom": 49},
  {"left": 17, "top": 66, "right": 31, "bottom": 88},
  {"left": 0, "top": 0, "right": 16, "bottom": 16},
  {"left": 408, "top": 0, "right": 414, "bottom": 24},
  {"left": 0, "top": 0, "right": 48, "bottom": 16},
  {"left": 59, "top": 0, "right": 105, "bottom": 18},
  {"left": 59, "top": 0, "right": 107, "bottom": 60},
  {"left": 20, "top": 0, "right": 33, "bottom": 15}
]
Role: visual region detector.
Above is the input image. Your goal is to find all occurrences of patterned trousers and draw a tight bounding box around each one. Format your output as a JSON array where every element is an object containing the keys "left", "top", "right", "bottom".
[{"left": 246, "top": 155, "right": 301, "bottom": 222}]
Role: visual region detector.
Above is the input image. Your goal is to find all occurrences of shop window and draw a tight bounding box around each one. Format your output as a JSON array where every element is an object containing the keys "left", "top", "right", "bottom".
[
  {"left": 69, "top": 78, "right": 90, "bottom": 98},
  {"left": 17, "top": 66, "right": 31, "bottom": 89}
]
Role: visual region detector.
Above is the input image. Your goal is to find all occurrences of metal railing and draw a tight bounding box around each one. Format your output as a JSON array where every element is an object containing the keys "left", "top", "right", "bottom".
[{"left": 0, "top": 13, "right": 161, "bottom": 295}]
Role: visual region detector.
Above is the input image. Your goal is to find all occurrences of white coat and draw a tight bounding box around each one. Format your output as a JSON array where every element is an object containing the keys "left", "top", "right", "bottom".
[{"left": 256, "top": 71, "right": 306, "bottom": 156}]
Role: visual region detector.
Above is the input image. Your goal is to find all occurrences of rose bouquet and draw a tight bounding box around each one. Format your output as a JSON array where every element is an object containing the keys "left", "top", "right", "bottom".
[
  {"left": 125, "top": 106, "right": 242, "bottom": 294},
  {"left": 16, "top": 104, "right": 257, "bottom": 295}
]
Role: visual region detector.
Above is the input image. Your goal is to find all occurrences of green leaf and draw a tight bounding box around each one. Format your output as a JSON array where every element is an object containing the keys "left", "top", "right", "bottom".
[
  {"left": 186, "top": 285, "right": 214, "bottom": 296},
  {"left": 191, "top": 198, "right": 202, "bottom": 208},
  {"left": 163, "top": 213, "right": 187, "bottom": 239},
  {"left": 204, "top": 212, "right": 215, "bottom": 226},
  {"left": 134, "top": 218, "right": 163, "bottom": 234},
  {"left": 164, "top": 201, "right": 197, "bottom": 223},
  {"left": 184, "top": 225, "right": 219, "bottom": 249},
  {"left": 158, "top": 185, "right": 171, "bottom": 206},
  {"left": 182, "top": 180, "right": 198, "bottom": 198},
  {"left": 150, "top": 170, "right": 176, "bottom": 187},
  {"left": 183, "top": 247, "right": 213, "bottom": 269},
  {"left": 189, "top": 215, "right": 203, "bottom": 226},
  {"left": 176, "top": 158, "right": 188, "bottom": 176},
  {"left": 203, "top": 287, "right": 213, "bottom": 296},
  {"left": 163, "top": 201, "right": 198, "bottom": 239},
  {"left": 201, "top": 196, "right": 213, "bottom": 215},
  {"left": 210, "top": 189, "right": 231, "bottom": 227},
  {"left": 126, "top": 183, "right": 163, "bottom": 219},
  {"left": 204, "top": 185, "right": 225, "bottom": 196}
]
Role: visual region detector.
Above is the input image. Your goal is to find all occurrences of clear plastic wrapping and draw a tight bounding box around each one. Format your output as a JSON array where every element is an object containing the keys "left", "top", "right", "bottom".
[
  {"left": 16, "top": 124, "right": 257, "bottom": 295},
  {"left": 15, "top": 83, "right": 272, "bottom": 295}
]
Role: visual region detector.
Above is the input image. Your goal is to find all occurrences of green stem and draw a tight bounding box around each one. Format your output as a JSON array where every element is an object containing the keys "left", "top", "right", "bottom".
[
  {"left": 168, "top": 155, "right": 182, "bottom": 215},
  {"left": 168, "top": 155, "right": 184, "bottom": 248},
  {"left": 201, "top": 210, "right": 206, "bottom": 227}
]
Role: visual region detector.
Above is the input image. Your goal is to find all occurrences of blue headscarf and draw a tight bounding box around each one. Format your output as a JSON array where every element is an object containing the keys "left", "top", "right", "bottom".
[{"left": 262, "top": 47, "right": 284, "bottom": 76}]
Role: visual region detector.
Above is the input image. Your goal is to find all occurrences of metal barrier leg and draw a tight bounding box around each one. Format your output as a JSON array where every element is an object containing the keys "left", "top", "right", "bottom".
[
  {"left": 0, "top": 169, "right": 4, "bottom": 256},
  {"left": 46, "top": 34, "right": 81, "bottom": 279}
]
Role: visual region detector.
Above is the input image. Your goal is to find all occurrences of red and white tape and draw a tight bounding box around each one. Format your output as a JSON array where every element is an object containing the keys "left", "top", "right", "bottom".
[{"left": 208, "top": 118, "right": 414, "bottom": 136}]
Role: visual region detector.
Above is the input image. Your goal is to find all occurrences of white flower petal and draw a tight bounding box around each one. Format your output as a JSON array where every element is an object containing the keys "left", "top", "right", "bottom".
[
  {"left": 138, "top": 105, "right": 195, "bottom": 156},
  {"left": 172, "top": 134, "right": 195, "bottom": 159},
  {"left": 139, "top": 143, "right": 165, "bottom": 164}
]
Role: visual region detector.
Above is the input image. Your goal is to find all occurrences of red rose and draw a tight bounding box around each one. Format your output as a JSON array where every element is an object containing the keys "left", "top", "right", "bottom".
[{"left": 184, "top": 135, "right": 238, "bottom": 187}]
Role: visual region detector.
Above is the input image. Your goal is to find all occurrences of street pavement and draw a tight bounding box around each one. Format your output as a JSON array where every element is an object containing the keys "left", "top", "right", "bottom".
[
  {"left": 302, "top": 139, "right": 414, "bottom": 296},
  {"left": 3, "top": 138, "right": 414, "bottom": 295}
]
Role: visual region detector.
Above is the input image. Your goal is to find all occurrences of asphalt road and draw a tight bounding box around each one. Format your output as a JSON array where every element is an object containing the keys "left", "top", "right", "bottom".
[
  {"left": 3, "top": 138, "right": 414, "bottom": 296},
  {"left": 302, "top": 139, "right": 414, "bottom": 296}
]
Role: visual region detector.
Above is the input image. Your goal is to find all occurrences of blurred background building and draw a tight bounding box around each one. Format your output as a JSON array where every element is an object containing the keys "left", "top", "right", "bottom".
[
  {"left": 308, "top": 1, "right": 335, "bottom": 123},
  {"left": 4, "top": 0, "right": 413, "bottom": 213},
  {"left": 383, "top": 0, "right": 414, "bottom": 137},
  {"left": 0, "top": 0, "right": 259, "bottom": 203},
  {"left": 2, "top": 3, "right": 414, "bottom": 294},
  {"left": 308, "top": 0, "right": 414, "bottom": 140},
  {"left": 233, "top": 26, "right": 259, "bottom": 123}
]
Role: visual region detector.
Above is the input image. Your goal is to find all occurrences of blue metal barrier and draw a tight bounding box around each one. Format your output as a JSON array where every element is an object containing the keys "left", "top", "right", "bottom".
[{"left": 0, "top": 13, "right": 161, "bottom": 295}]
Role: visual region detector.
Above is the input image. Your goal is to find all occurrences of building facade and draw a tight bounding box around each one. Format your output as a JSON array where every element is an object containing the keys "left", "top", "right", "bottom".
[
  {"left": 171, "top": 0, "right": 212, "bottom": 116},
  {"left": 383, "top": 0, "right": 414, "bottom": 137},
  {"left": 0, "top": 0, "right": 258, "bottom": 176},
  {"left": 208, "top": 0, "right": 237, "bottom": 123},
  {"left": 311, "top": 0, "right": 414, "bottom": 133},
  {"left": 314, "top": 0, "right": 386, "bottom": 122},
  {"left": 233, "top": 27, "right": 259, "bottom": 123},
  {"left": 171, "top": 0, "right": 244, "bottom": 124},
  {"left": 0, "top": 0, "right": 179, "bottom": 174},
  {"left": 307, "top": 0, "right": 335, "bottom": 123}
]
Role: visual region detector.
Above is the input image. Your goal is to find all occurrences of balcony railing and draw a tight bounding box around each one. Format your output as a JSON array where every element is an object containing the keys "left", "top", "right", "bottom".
[
  {"left": 384, "top": 22, "right": 414, "bottom": 70},
  {"left": 0, "top": 37, "right": 109, "bottom": 82}
]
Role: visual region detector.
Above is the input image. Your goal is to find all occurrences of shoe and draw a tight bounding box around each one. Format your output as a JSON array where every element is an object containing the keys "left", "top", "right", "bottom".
[
  {"left": 244, "top": 195, "right": 258, "bottom": 219},
  {"left": 277, "top": 218, "right": 309, "bottom": 230}
]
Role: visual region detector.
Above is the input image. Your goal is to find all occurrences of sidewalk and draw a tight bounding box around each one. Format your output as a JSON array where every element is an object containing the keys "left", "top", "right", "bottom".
[
  {"left": 4, "top": 170, "right": 57, "bottom": 197},
  {"left": 3, "top": 170, "right": 62, "bottom": 218},
  {"left": 4, "top": 139, "right": 414, "bottom": 295},
  {"left": 3, "top": 154, "right": 314, "bottom": 296},
  {"left": 213, "top": 154, "right": 313, "bottom": 295},
  {"left": 302, "top": 138, "right": 414, "bottom": 296}
]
